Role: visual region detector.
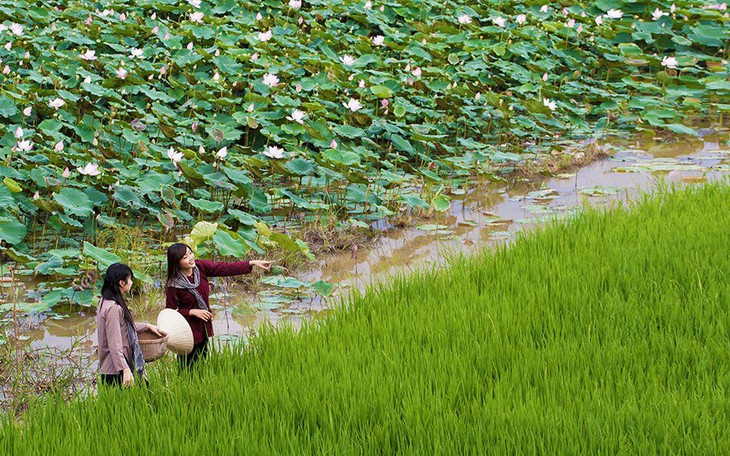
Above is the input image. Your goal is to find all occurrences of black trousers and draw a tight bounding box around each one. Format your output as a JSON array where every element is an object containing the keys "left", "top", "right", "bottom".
[
  {"left": 179, "top": 337, "right": 209, "bottom": 369},
  {"left": 99, "top": 371, "right": 148, "bottom": 387}
]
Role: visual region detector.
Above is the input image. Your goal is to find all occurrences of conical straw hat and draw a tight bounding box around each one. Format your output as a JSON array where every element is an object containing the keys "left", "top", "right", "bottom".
[{"left": 157, "top": 309, "right": 194, "bottom": 355}]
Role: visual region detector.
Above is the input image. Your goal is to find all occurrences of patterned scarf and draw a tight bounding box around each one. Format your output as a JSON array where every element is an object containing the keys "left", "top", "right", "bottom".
[
  {"left": 127, "top": 320, "right": 146, "bottom": 377},
  {"left": 169, "top": 266, "right": 208, "bottom": 311}
]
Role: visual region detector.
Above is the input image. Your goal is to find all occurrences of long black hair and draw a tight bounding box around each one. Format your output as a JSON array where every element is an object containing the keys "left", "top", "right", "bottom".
[
  {"left": 166, "top": 243, "right": 192, "bottom": 288},
  {"left": 101, "top": 263, "right": 135, "bottom": 326}
]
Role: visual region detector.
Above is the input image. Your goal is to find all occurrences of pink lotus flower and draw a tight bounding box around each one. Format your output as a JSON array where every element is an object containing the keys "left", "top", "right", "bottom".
[
  {"left": 151, "top": 13, "right": 157, "bottom": 20},
  {"left": 16, "top": 140, "right": 32, "bottom": 152},
  {"left": 516, "top": 14, "right": 526, "bottom": 25},
  {"left": 9, "top": 23, "right": 23, "bottom": 36},
  {"left": 493, "top": 17, "right": 506, "bottom": 28},
  {"left": 364, "top": 0, "right": 372, "bottom": 9},
  {"left": 62, "top": 167, "right": 70, "bottom": 178},
  {"left": 542, "top": 73, "right": 548, "bottom": 81},
  {"left": 85, "top": 15, "right": 93, "bottom": 25},
  {"left": 187, "top": 42, "right": 194, "bottom": 50},
  {"left": 251, "top": 52, "right": 259, "bottom": 62},
  {"left": 247, "top": 103, "right": 255, "bottom": 112},
  {"left": 258, "top": 30, "right": 273, "bottom": 42},
  {"left": 661, "top": 56, "right": 678, "bottom": 69},
  {"left": 540, "top": 5, "right": 548, "bottom": 12},
  {"left": 152, "top": 26, "right": 159, "bottom": 34},
  {"left": 190, "top": 11, "right": 204, "bottom": 22},
  {"left": 116, "top": 67, "right": 128, "bottom": 79},
  {"left": 340, "top": 55, "right": 355, "bottom": 66},
  {"left": 130, "top": 48, "right": 144, "bottom": 58},
  {"left": 577, "top": 24, "right": 583, "bottom": 32},
  {"left": 457, "top": 14, "right": 472, "bottom": 25},
  {"left": 23, "top": 107, "right": 32, "bottom": 116},
  {"left": 381, "top": 99, "right": 388, "bottom": 108},
  {"left": 78, "top": 163, "right": 101, "bottom": 176},
  {"left": 567, "top": 19, "right": 575, "bottom": 28},
  {"left": 49, "top": 98, "right": 65, "bottom": 109},
  {"left": 286, "top": 109, "right": 306, "bottom": 124},
  {"left": 83, "top": 75, "right": 92, "bottom": 83},
  {"left": 263, "top": 146, "right": 285, "bottom": 159},
  {"left": 256, "top": 12, "right": 263, "bottom": 20},
  {"left": 213, "top": 71, "right": 220, "bottom": 82},
  {"left": 4, "top": 42, "right": 11, "bottom": 51},
  {"left": 167, "top": 147, "right": 183, "bottom": 164},
  {"left": 55, "top": 141, "right": 64, "bottom": 152},
  {"left": 605, "top": 9, "right": 623, "bottom": 19},
  {"left": 119, "top": 12, "right": 126, "bottom": 21},
  {"left": 2, "top": 65, "right": 10, "bottom": 74},
  {"left": 79, "top": 50, "right": 97, "bottom": 60},
  {"left": 595, "top": 15, "right": 604, "bottom": 25},
  {"left": 330, "top": 139, "right": 338, "bottom": 149},
  {"left": 343, "top": 98, "right": 363, "bottom": 112},
  {"left": 412, "top": 67, "right": 422, "bottom": 77},
  {"left": 188, "top": 0, "right": 202, "bottom": 7},
  {"left": 359, "top": 79, "right": 366, "bottom": 88},
  {"left": 651, "top": 8, "right": 668, "bottom": 20},
  {"left": 372, "top": 35, "right": 385, "bottom": 46},
  {"left": 295, "top": 83, "right": 302, "bottom": 92},
  {"left": 262, "top": 73, "right": 279, "bottom": 87},
  {"left": 14, "top": 127, "right": 23, "bottom": 138},
  {"left": 216, "top": 147, "right": 227, "bottom": 159},
  {"left": 289, "top": 0, "right": 302, "bottom": 9}
]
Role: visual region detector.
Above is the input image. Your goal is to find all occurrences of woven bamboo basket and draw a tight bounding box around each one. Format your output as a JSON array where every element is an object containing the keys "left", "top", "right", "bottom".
[{"left": 138, "top": 329, "right": 169, "bottom": 362}]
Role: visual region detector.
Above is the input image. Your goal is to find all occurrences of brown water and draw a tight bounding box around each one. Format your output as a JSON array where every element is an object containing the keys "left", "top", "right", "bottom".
[{"left": 13, "top": 134, "right": 730, "bottom": 360}]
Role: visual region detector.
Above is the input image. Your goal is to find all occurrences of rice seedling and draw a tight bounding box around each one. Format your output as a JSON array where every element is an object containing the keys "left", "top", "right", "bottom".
[{"left": 2, "top": 182, "right": 729, "bottom": 454}]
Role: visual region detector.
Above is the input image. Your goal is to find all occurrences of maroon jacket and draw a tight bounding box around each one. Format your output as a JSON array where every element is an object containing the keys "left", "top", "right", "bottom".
[{"left": 165, "top": 260, "right": 252, "bottom": 344}]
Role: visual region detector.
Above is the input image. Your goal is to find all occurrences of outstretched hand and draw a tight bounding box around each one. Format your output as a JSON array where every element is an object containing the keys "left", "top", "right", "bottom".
[
  {"left": 147, "top": 324, "right": 163, "bottom": 336},
  {"left": 250, "top": 260, "right": 274, "bottom": 271}
]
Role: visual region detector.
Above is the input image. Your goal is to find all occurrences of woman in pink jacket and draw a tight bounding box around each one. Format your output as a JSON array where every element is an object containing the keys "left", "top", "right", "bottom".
[{"left": 96, "top": 263, "right": 161, "bottom": 387}]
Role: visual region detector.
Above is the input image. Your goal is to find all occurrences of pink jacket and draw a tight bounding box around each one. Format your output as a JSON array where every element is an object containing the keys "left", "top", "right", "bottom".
[{"left": 96, "top": 298, "right": 146, "bottom": 375}]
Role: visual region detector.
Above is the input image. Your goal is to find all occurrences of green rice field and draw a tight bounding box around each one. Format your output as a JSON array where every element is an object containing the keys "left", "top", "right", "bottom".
[{"left": 3, "top": 181, "right": 729, "bottom": 454}]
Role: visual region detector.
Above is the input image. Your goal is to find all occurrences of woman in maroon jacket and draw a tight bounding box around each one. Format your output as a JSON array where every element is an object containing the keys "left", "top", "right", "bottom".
[{"left": 165, "top": 243, "right": 272, "bottom": 367}]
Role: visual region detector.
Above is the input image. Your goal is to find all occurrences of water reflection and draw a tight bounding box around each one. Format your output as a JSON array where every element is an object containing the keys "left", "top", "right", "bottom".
[{"left": 16, "top": 133, "right": 730, "bottom": 353}]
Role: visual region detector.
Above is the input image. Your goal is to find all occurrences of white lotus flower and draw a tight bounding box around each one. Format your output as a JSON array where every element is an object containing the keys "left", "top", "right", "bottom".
[
  {"left": 78, "top": 163, "right": 101, "bottom": 176},
  {"left": 14, "top": 127, "right": 23, "bottom": 138},
  {"left": 4, "top": 42, "right": 11, "bottom": 51},
  {"left": 116, "top": 67, "right": 128, "bottom": 79},
  {"left": 493, "top": 17, "right": 506, "bottom": 28},
  {"left": 187, "top": 42, "right": 194, "bottom": 50},
  {"left": 83, "top": 76, "right": 92, "bottom": 83},
  {"left": 542, "top": 73, "right": 548, "bottom": 81},
  {"left": 372, "top": 35, "right": 385, "bottom": 46},
  {"left": 671, "top": 4, "right": 676, "bottom": 12},
  {"left": 605, "top": 9, "right": 623, "bottom": 19},
  {"left": 130, "top": 48, "right": 144, "bottom": 58},
  {"left": 543, "top": 98, "right": 557, "bottom": 111},
  {"left": 540, "top": 5, "right": 548, "bottom": 13},
  {"left": 190, "top": 11, "right": 204, "bottom": 22},
  {"left": 213, "top": 71, "right": 220, "bottom": 82},
  {"left": 258, "top": 30, "right": 273, "bottom": 42},
  {"left": 661, "top": 56, "right": 678, "bottom": 69},
  {"left": 516, "top": 14, "right": 527, "bottom": 25},
  {"left": 359, "top": 79, "right": 366, "bottom": 88},
  {"left": 216, "top": 147, "right": 227, "bottom": 159},
  {"left": 262, "top": 73, "right": 279, "bottom": 87},
  {"left": 23, "top": 107, "right": 31, "bottom": 116},
  {"left": 2, "top": 65, "right": 9, "bottom": 75},
  {"left": 79, "top": 50, "right": 97, "bottom": 60},
  {"left": 16, "top": 140, "right": 32, "bottom": 152},
  {"left": 49, "top": 98, "right": 65, "bottom": 109},
  {"left": 412, "top": 67, "right": 422, "bottom": 77},
  {"left": 567, "top": 19, "right": 575, "bottom": 28},
  {"left": 55, "top": 140, "right": 64, "bottom": 152},
  {"left": 263, "top": 146, "right": 285, "bottom": 159},
  {"left": 9, "top": 23, "right": 23, "bottom": 36},
  {"left": 343, "top": 98, "right": 362, "bottom": 112},
  {"left": 340, "top": 54, "right": 355, "bottom": 66},
  {"left": 595, "top": 15, "right": 604, "bottom": 25},
  {"left": 167, "top": 147, "right": 183, "bottom": 164},
  {"left": 188, "top": 0, "right": 202, "bottom": 7},
  {"left": 256, "top": 12, "right": 263, "bottom": 20},
  {"left": 364, "top": 1, "right": 372, "bottom": 10},
  {"left": 286, "top": 109, "right": 306, "bottom": 124},
  {"left": 289, "top": 0, "right": 302, "bottom": 9},
  {"left": 457, "top": 14, "right": 472, "bottom": 25},
  {"left": 247, "top": 103, "right": 255, "bottom": 112},
  {"left": 119, "top": 13, "right": 126, "bottom": 21}
]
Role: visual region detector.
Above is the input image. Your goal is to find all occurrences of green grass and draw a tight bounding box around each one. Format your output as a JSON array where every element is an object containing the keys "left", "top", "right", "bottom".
[{"left": 3, "top": 182, "right": 729, "bottom": 454}]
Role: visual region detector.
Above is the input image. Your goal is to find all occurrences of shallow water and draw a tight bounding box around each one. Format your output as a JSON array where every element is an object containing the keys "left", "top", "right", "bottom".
[{"left": 9, "top": 133, "right": 730, "bottom": 361}]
